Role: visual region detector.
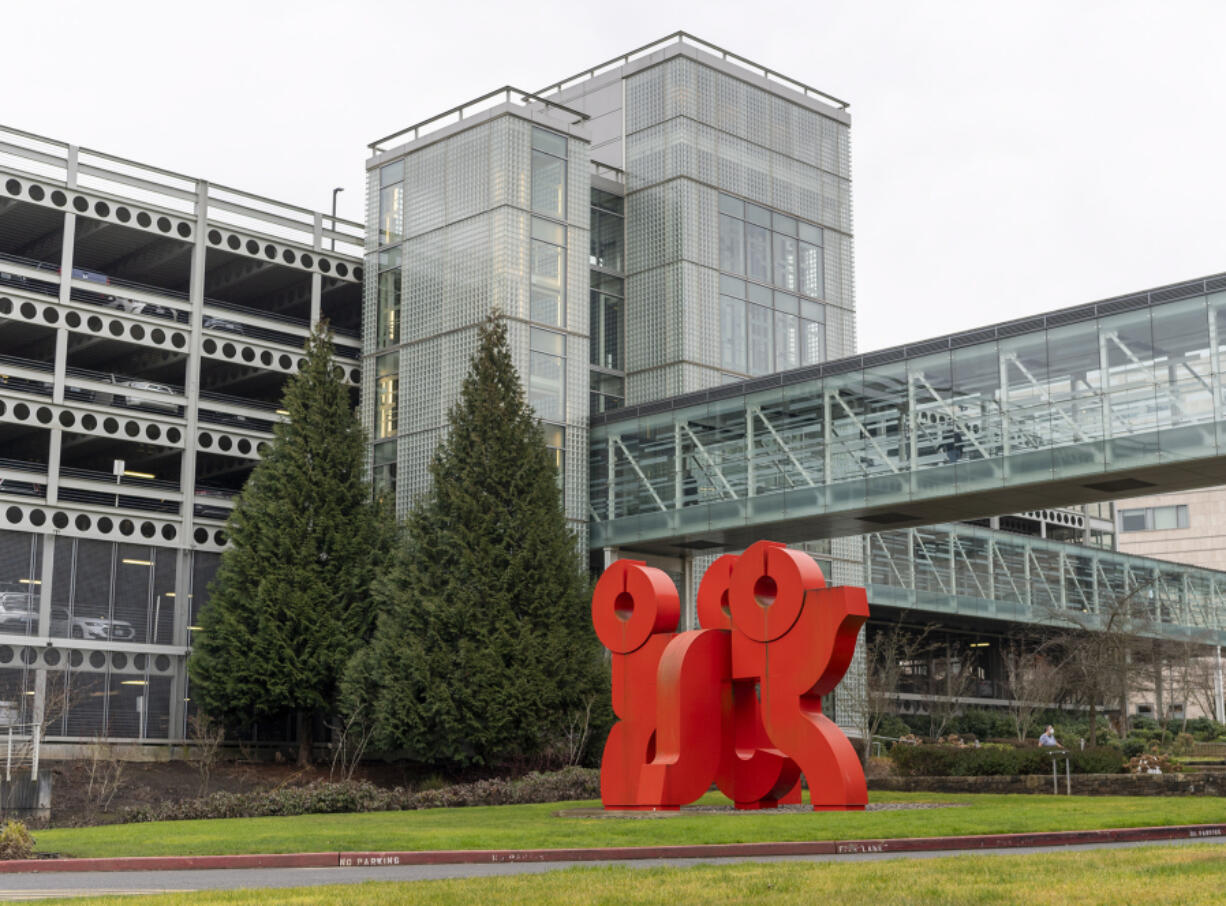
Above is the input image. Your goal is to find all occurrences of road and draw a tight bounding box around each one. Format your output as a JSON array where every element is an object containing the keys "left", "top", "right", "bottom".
[{"left": 0, "top": 836, "right": 1222, "bottom": 901}]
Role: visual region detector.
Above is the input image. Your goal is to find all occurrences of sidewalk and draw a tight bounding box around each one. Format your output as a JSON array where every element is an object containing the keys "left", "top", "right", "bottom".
[{"left": 2, "top": 823, "right": 1222, "bottom": 874}]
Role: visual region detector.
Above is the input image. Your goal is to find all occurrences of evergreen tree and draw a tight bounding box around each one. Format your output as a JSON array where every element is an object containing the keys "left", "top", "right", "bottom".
[
  {"left": 343, "top": 313, "right": 607, "bottom": 770},
  {"left": 189, "top": 322, "right": 391, "bottom": 764}
]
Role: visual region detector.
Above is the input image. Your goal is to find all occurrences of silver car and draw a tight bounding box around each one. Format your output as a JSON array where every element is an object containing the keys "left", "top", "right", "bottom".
[{"left": 51, "top": 607, "right": 135, "bottom": 641}]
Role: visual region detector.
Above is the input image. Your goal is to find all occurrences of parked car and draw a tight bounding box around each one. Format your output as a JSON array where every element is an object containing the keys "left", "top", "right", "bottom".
[
  {"left": 50, "top": 607, "right": 135, "bottom": 641},
  {"left": 203, "top": 315, "right": 244, "bottom": 334},
  {"left": 99, "top": 375, "right": 180, "bottom": 415},
  {"left": 0, "top": 593, "right": 37, "bottom": 635},
  {"left": 103, "top": 296, "right": 176, "bottom": 320},
  {"left": 0, "top": 701, "right": 19, "bottom": 726}
]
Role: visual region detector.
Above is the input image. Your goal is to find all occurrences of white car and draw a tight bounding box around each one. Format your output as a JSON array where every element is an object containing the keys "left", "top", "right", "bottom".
[{"left": 51, "top": 607, "right": 135, "bottom": 641}]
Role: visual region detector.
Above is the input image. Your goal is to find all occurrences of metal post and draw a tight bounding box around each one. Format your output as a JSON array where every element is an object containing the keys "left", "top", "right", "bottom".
[
  {"left": 330, "top": 188, "right": 343, "bottom": 251},
  {"left": 31, "top": 670, "right": 45, "bottom": 782},
  {"left": 1065, "top": 755, "right": 1071, "bottom": 796},
  {"left": 1216, "top": 646, "right": 1225, "bottom": 725},
  {"left": 5, "top": 726, "right": 11, "bottom": 783},
  {"left": 1052, "top": 756, "right": 1058, "bottom": 795}
]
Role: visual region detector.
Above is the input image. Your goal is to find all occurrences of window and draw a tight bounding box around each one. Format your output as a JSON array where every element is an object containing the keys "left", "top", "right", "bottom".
[
  {"left": 531, "top": 218, "right": 566, "bottom": 327},
  {"left": 720, "top": 295, "right": 746, "bottom": 373},
  {"left": 376, "top": 248, "right": 400, "bottom": 349},
  {"left": 378, "top": 161, "right": 403, "bottom": 246},
  {"left": 531, "top": 128, "right": 567, "bottom": 219},
  {"left": 748, "top": 304, "right": 772, "bottom": 376},
  {"left": 590, "top": 372, "right": 624, "bottom": 415},
  {"left": 542, "top": 423, "right": 565, "bottom": 487},
  {"left": 375, "top": 352, "right": 398, "bottom": 439},
  {"left": 529, "top": 328, "right": 565, "bottom": 421},
  {"left": 717, "top": 194, "right": 827, "bottom": 377},
  {"left": 1119, "top": 505, "right": 1189, "bottom": 532},
  {"left": 591, "top": 209, "right": 624, "bottom": 271},
  {"left": 590, "top": 275, "right": 624, "bottom": 371},
  {"left": 372, "top": 440, "right": 397, "bottom": 500}
]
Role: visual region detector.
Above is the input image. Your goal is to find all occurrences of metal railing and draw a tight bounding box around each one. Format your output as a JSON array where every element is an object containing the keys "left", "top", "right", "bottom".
[
  {"left": 534, "top": 31, "right": 850, "bottom": 111},
  {"left": 0, "top": 123, "right": 364, "bottom": 255},
  {"left": 368, "top": 87, "right": 590, "bottom": 152}
]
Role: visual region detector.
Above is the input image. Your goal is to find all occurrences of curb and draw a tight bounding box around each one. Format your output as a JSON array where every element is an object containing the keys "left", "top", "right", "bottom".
[{"left": 0, "top": 824, "right": 1222, "bottom": 873}]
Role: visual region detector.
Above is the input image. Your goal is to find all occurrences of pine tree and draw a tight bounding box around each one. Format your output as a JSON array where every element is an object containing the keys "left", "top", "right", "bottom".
[
  {"left": 343, "top": 313, "right": 607, "bottom": 770},
  {"left": 188, "top": 322, "right": 391, "bottom": 765}
]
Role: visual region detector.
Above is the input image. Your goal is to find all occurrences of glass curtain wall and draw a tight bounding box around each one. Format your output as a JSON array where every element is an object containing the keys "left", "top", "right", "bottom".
[
  {"left": 589, "top": 187, "right": 624, "bottom": 414},
  {"left": 528, "top": 127, "right": 570, "bottom": 484},
  {"left": 718, "top": 193, "right": 825, "bottom": 377}
]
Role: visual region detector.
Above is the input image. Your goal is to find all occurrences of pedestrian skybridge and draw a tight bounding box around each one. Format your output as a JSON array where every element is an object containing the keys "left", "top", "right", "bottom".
[
  {"left": 590, "top": 274, "right": 1226, "bottom": 555},
  {"left": 866, "top": 523, "right": 1226, "bottom": 644}
]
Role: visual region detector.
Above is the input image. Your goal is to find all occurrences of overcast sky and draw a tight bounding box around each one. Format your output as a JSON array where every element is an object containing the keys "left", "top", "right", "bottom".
[{"left": 5, "top": 0, "right": 1225, "bottom": 352}]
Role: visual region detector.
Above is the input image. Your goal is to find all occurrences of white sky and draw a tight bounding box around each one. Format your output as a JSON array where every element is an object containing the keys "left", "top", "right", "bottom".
[{"left": 5, "top": 0, "right": 1226, "bottom": 353}]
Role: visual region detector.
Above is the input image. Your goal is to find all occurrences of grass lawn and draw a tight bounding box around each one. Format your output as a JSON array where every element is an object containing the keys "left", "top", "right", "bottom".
[
  {"left": 32, "top": 791, "right": 1226, "bottom": 859},
  {"left": 28, "top": 843, "right": 1226, "bottom": 905}
]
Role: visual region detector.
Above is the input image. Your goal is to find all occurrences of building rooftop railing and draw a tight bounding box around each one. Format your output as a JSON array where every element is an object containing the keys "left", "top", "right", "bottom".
[
  {"left": 591, "top": 161, "right": 626, "bottom": 185},
  {"left": 0, "top": 124, "right": 364, "bottom": 255},
  {"left": 368, "top": 86, "right": 590, "bottom": 154},
  {"left": 533, "top": 31, "right": 851, "bottom": 111}
]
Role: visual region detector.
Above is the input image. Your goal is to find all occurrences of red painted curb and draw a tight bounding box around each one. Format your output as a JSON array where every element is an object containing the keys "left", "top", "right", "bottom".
[
  {"left": 340, "top": 841, "right": 838, "bottom": 866},
  {"left": 0, "top": 852, "right": 338, "bottom": 874},
  {"left": 2, "top": 824, "right": 1223, "bottom": 874}
]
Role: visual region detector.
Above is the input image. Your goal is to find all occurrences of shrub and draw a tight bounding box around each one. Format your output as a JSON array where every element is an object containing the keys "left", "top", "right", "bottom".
[
  {"left": 889, "top": 744, "right": 1123, "bottom": 777},
  {"left": 1173, "top": 732, "right": 1196, "bottom": 756},
  {"left": 950, "top": 709, "right": 1014, "bottom": 740},
  {"left": 122, "top": 767, "right": 600, "bottom": 824},
  {"left": 875, "top": 714, "right": 911, "bottom": 742},
  {"left": 1128, "top": 753, "right": 1181, "bottom": 775},
  {"left": 0, "top": 821, "right": 33, "bottom": 860},
  {"left": 1069, "top": 747, "right": 1125, "bottom": 775},
  {"left": 1183, "top": 718, "right": 1225, "bottom": 741},
  {"left": 889, "top": 745, "right": 959, "bottom": 777},
  {"left": 1120, "top": 738, "right": 1146, "bottom": 758}
]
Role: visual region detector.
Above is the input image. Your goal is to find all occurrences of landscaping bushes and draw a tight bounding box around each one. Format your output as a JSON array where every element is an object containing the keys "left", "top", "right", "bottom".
[
  {"left": 889, "top": 744, "right": 1123, "bottom": 778},
  {"left": 0, "top": 822, "right": 33, "bottom": 860},
  {"left": 121, "top": 766, "right": 600, "bottom": 824}
]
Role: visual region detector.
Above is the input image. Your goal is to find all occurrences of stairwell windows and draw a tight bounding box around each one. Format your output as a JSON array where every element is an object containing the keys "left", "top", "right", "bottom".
[
  {"left": 378, "top": 161, "right": 404, "bottom": 246},
  {"left": 531, "top": 218, "right": 566, "bottom": 327},
  {"left": 590, "top": 275, "right": 624, "bottom": 371},
  {"left": 530, "top": 328, "right": 565, "bottom": 422},
  {"left": 375, "top": 352, "right": 399, "bottom": 439},
  {"left": 531, "top": 128, "right": 567, "bottom": 219},
  {"left": 376, "top": 248, "right": 400, "bottom": 349},
  {"left": 372, "top": 440, "right": 397, "bottom": 500}
]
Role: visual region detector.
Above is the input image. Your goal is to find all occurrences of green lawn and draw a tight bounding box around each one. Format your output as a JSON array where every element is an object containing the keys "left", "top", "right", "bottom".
[
  {"left": 26, "top": 843, "right": 1226, "bottom": 905},
  {"left": 32, "top": 791, "right": 1226, "bottom": 859}
]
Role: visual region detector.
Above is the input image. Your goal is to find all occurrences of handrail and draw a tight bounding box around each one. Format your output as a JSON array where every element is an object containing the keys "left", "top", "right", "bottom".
[
  {"left": 534, "top": 31, "right": 851, "bottom": 111},
  {"left": 0, "top": 123, "right": 363, "bottom": 252},
  {"left": 0, "top": 458, "right": 46, "bottom": 475},
  {"left": 369, "top": 86, "right": 591, "bottom": 152},
  {"left": 591, "top": 161, "right": 626, "bottom": 185}
]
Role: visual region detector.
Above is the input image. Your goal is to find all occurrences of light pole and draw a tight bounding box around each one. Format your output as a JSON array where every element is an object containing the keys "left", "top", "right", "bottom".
[{"left": 330, "top": 187, "right": 344, "bottom": 251}]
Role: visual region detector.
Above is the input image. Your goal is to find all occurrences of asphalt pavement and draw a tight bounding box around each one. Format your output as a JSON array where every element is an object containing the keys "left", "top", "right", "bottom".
[{"left": 0, "top": 836, "right": 1222, "bottom": 901}]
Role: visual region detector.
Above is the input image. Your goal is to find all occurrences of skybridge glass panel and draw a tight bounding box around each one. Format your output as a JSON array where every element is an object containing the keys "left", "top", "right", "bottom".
[
  {"left": 591, "top": 280, "right": 1226, "bottom": 553},
  {"left": 862, "top": 523, "right": 1226, "bottom": 643}
]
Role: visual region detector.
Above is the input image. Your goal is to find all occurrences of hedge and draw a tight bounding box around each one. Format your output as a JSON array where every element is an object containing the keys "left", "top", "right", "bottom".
[
  {"left": 121, "top": 766, "right": 601, "bottom": 824},
  {"left": 890, "top": 745, "right": 1123, "bottom": 777}
]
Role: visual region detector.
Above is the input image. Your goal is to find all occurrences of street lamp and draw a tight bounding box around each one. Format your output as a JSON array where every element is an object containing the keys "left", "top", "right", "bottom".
[{"left": 330, "top": 187, "right": 344, "bottom": 251}]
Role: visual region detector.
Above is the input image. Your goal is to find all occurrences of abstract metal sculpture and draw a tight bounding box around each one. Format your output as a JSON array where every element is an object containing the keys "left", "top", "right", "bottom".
[{"left": 592, "top": 541, "right": 869, "bottom": 811}]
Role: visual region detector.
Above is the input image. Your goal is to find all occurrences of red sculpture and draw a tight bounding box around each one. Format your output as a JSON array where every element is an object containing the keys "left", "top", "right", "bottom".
[{"left": 592, "top": 541, "right": 868, "bottom": 811}]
